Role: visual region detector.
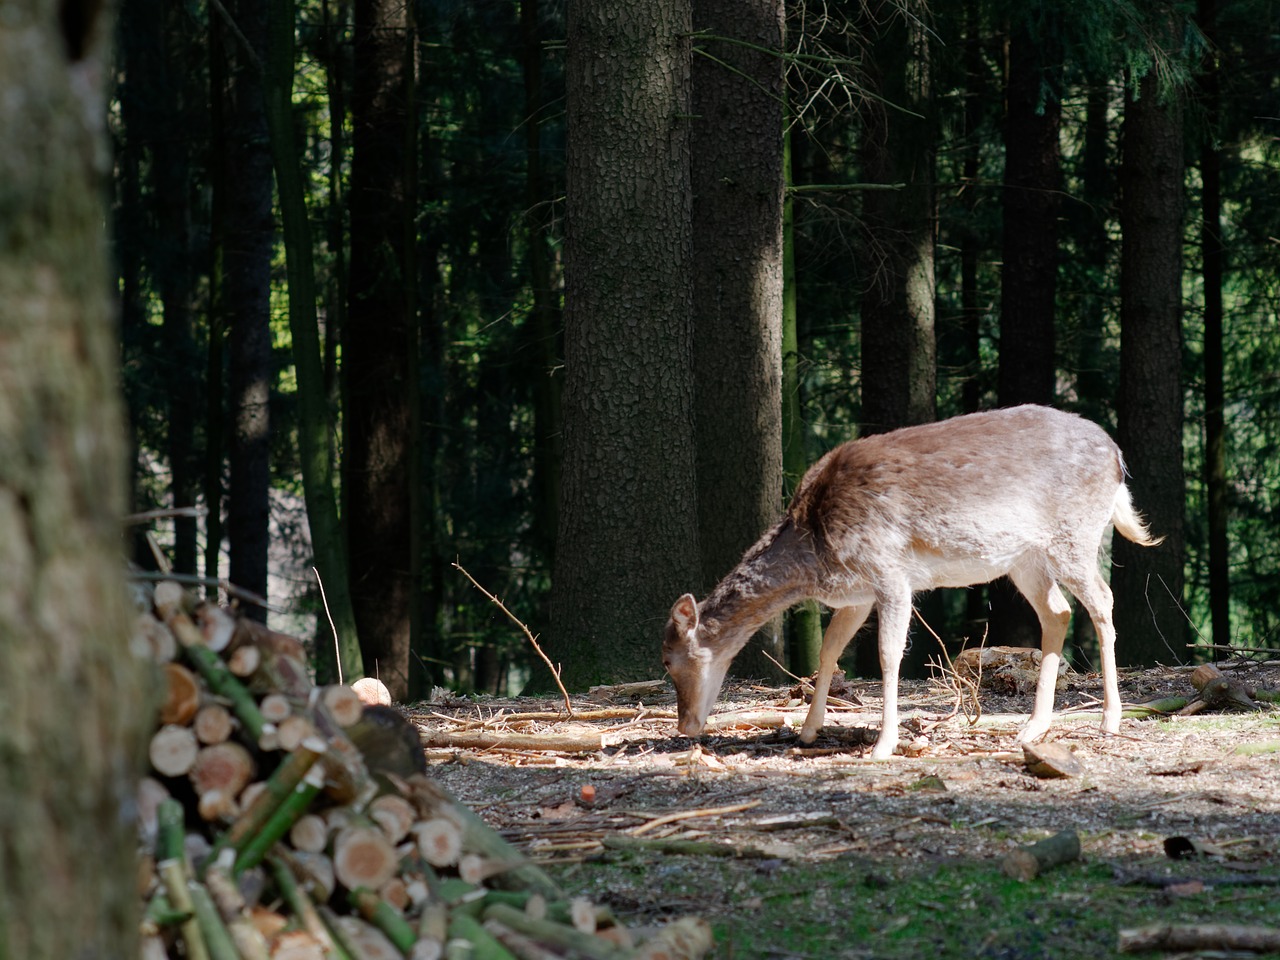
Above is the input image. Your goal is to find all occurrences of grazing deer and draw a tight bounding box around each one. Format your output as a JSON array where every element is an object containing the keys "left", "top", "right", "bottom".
[{"left": 663, "top": 405, "right": 1161, "bottom": 760}]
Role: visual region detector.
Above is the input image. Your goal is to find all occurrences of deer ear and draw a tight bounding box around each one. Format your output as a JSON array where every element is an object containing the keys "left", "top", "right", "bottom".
[{"left": 670, "top": 594, "right": 699, "bottom": 633}]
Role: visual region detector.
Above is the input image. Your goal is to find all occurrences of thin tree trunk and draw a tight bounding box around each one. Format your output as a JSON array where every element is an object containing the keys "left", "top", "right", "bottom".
[
  {"left": 1198, "top": 0, "right": 1230, "bottom": 654},
  {"left": 224, "top": 0, "right": 274, "bottom": 617},
  {"left": 205, "top": 5, "right": 227, "bottom": 599},
  {"left": 1113, "top": 13, "right": 1187, "bottom": 666},
  {"left": 522, "top": 0, "right": 563, "bottom": 572},
  {"left": 346, "top": 0, "right": 416, "bottom": 699},
  {"left": 0, "top": 4, "right": 150, "bottom": 953},
  {"left": 549, "top": 0, "right": 702, "bottom": 688},
  {"left": 264, "top": 0, "right": 364, "bottom": 681},
  {"left": 691, "top": 0, "right": 786, "bottom": 680},
  {"left": 783, "top": 109, "right": 822, "bottom": 677}
]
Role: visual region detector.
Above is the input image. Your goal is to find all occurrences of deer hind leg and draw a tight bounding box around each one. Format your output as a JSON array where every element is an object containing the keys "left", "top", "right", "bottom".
[
  {"left": 1063, "top": 570, "right": 1121, "bottom": 734},
  {"left": 1009, "top": 564, "right": 1073, "bottom": 744},
  {"left": 798, "top": 604, "right": 870, "bottom": 745}
]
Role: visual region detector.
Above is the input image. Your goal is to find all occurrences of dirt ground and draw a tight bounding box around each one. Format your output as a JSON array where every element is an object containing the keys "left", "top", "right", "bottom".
[{"left": 408, "top": 658, "right": 1280, "bottom": 927}]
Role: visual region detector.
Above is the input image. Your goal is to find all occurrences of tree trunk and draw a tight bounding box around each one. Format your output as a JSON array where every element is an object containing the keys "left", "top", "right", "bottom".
[
  {"left": 855, "top": 4, "right": 937, "bottom": 680},
  {"left": 346, "top": 0, "right": 416, "bottom": 699},
  {"left": 989, "top": 14, "right": 1064, "bottom": 650},
  {"left": 783, "top": 111, "right": 823, "bottom": 677},
  {"left": 1113, "top": 15, "right": 1187, "bottom": 666},
  {"left": 264, "top": 0, "right": 365, "bottom": 681},
  {"left": 691, "top": 0, "right": 786, "bottom": 680},
  {"left": 0, "top": 4, "right": 150, "bottom": 954},
  {"left": 1198, "top": 0, "right": 1230, "bottom": 655},
  {"left": 858, "top": 5, "right": 936, "bottom": 437},
  {"left": 223, "top": 0, "right": 274, "bottom": 616},
  {"left": 997, "top": 14, "right": 1062, "bottom": 409},
  {"left": 522, "top": 0, "right": 563, "bottom": 573},
  {"left": 549, "top": 0, "right": 701, "bottom": 688}
]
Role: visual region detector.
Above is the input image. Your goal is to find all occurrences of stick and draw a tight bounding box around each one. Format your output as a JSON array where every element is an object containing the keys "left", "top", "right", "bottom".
[
  {"left": 453, "top": 561, "right": 573, "bottom": 717},
  {"left": 1119, "top": 924, "right": 1280, "bottom": 953},
  {"left": 1000, "top": 829, "right": 1081, "bottom": 881}
]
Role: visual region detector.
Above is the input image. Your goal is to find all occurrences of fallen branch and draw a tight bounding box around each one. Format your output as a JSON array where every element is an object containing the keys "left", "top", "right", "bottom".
[
  {"left": 454, "top": 561, "right": 573, "bottom": 718},
  {"left": 420, "top": 728, "right": 605, "bottom": 754},
  {"left": 1119, "top": 923, "right": 1280, "bottom": 953}
]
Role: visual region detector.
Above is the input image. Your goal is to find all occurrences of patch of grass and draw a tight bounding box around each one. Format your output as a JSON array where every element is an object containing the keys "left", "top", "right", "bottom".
[{"left": 560, "top": 854, "right": 1280, "bottom": 959}]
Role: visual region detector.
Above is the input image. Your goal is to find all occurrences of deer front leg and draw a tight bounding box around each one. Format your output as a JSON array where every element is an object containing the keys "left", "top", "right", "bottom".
[
  {"left": 871, "top": 585, "right": 912, "bottom": 760},
  {"left": 798, "top": 604, "right": 869, "bottom": 744}
]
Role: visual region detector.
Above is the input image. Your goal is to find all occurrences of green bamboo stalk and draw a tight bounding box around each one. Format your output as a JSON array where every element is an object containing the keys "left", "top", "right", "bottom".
[
  {"left": 188, "top": 881, "right": 244, "bottom": 960},
  {"left": 207, "top": 738, "right": 325, "bottom": 870},
  {"left": 349, "top": 888, "right": 418, "bottom": 953},
  {"left": 182, "top": 641, "right": 268, "bottom": 741},
  {"left": 233, "top": 763, "right": 326, "bottom": 874},
  {"left": 448, "top": 913, "right": 520, "bottom": 960}
]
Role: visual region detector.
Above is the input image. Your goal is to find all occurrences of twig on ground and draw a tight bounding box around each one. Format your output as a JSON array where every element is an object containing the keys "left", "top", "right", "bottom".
[{"left": 453, "top": 561, "right": 574, "bottom": 718}]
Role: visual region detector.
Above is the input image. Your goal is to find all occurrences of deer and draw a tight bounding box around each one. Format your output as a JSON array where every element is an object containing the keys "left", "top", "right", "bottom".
[{"left": 662, "top": 405, "right": 1162, "bottom": 760}]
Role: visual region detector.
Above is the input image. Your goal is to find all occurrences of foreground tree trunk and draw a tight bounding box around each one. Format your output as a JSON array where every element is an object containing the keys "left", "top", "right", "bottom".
[
  {"left": 691, "top": 0, "right": 786, "bottom": 679},
  {"left": 0, "top": 3, "right": 150, "bottom": 954},
  {"left": 1113, "top": 17, "right": 1187, "bottom": 666},
  {"left": 549, "top": 0, "right": 702, "bottom": 687},
  {"left": 346, "top": 0, "right": 416, "bottom": 699}
]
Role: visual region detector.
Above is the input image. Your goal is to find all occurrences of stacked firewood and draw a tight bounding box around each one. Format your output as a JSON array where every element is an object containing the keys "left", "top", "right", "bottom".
[{"left": 134, "top": 580, "right": 712, "bottom": 960}]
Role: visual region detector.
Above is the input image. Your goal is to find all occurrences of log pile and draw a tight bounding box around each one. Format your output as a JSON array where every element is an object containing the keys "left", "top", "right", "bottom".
[{"left": 135, "top": 580, "right": 713, "bottom": 960}]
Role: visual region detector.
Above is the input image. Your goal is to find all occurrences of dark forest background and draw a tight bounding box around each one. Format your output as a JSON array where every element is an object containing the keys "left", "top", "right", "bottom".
[{"left": 113, "top": 0, "right": 1280, "bottom": 699}]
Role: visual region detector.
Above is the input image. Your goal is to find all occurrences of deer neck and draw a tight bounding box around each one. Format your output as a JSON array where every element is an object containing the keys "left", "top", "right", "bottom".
[{"left": 698, "top": 519, "right": 815, "bottom": 652}]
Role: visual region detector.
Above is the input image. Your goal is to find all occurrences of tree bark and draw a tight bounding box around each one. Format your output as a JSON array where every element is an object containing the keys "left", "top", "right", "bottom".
[
  {"left": 858, "top": 5, "right": 936, "bottom": 438},
  {"left": 264, "top": 0, "right": 365, "bottom": 681},
  {"left": 0, "top": 3, "right": 150, "bottom": 954},
  {"left": 691, "top": 0, "right": 786, "bottom": 679},
  {"left": 346, "top": 0, "right": 416, "bottom": 699},
  {"left": 549, "top": 0, "right": 702, "bottom": 687},
  {"left": 1113, "top": 14, "right": 1187, "bottom": 666},
  {"left": 223, "top": 0, "right": 274, "bottom": 616},
  {"left": 989, "top": 13, "right": 1064, "bottom": 650},
  {"left": 855, "top": 4, "right": 937, "bottom": 680},
  {"left": 1198, "top": 0, "right": 1231, "bottom": 654},
  {"left": 997, "top": 13, "right": 1062, "bottom": 409}
]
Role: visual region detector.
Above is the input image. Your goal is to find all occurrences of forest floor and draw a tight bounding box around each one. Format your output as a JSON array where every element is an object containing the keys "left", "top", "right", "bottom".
[{"left": 407, "top": 659, "right": 1280, "bottom": 959}]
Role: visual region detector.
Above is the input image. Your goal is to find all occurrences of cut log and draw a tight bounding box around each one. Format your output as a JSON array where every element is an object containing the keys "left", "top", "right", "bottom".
[
  {"left": 195, "top": 704, "right": 235, "bottom": 745},
  {"left": 353, "top": 676, "right": 393, "bottom": 706},
  {"left": 195, "top": 602, "right": 238, "bottom": 653},
  {"left": 631, "top": 916, "right": 715, "bottom": 960},
  {"left": 135, "top": 611, "right": 178, "bottom": 663},
  {"left": 191, "top": 742, "right": 255, "bottom": 799},
  {"left": 288, "top": 814, "right": 330, "bottom": 854},
  {"left": 369, "top": 794, "right": 417, "bottom": 844},
  {"left": 276, "top": 715, "right": 318, "bottom": 753},
  {"left": 227, "top": 644, "right": 262, "bottom": 678},
  {"left": 416, "top": 818, "right": 464, "bottom": 867},
  {"left": 321, "top": 684, "right": 365, "bottom": 728},
  {"left": 161, "top": 662, "right": 202, "bottom": 725},
  {"left": 260, "top": 693, "right": 294, "bottom": 724},
  {"left": 151, "top": 724, "right": 200, "bottom": 777},
  {"left": 333, "top": 825, "right": 398, "bottom": 892},
  {"left": 1001, "top": 829, "right": 1081, "bottom": 881}
]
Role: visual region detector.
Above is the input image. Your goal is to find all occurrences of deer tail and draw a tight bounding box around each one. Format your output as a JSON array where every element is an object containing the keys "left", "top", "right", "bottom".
[{"left": 1112, "top": 484, "right": 1163, "bottom": 547}]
